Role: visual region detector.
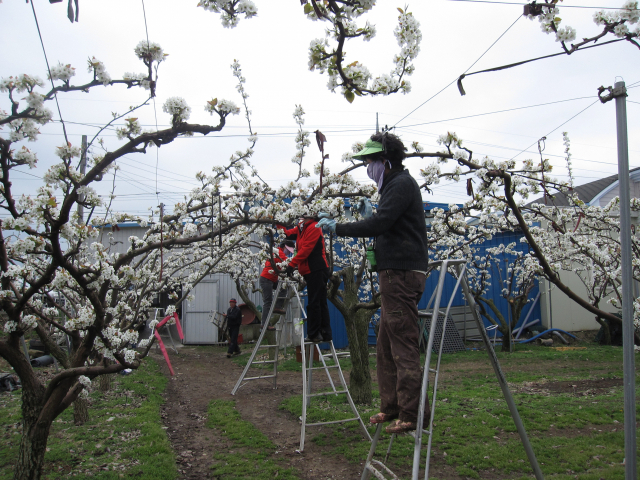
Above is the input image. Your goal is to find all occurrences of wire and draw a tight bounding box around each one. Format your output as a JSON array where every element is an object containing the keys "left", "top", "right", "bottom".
[
  {"left": 395, "top": 14, "right": 522, "bottom": 127},
  {"left": 509, "top": 99, "right": 599, "bottom": 160},
  {"left": 396, "top": 95, "right": 594, "bottom": 130},
  {"left": 629, "top": 100, "right": 640, "bottom": 105},
  {"left": 449, "top": 0, "right": 637, "bottom": 10},
  {"left": 457, "top": 38, "right": 625, "bottom": 94},
  {"left": 140, "top": 0, "right": 162, "bottom": 203},
  {"left": 29, "top": 0, "right": 69, "bottom": 145}
]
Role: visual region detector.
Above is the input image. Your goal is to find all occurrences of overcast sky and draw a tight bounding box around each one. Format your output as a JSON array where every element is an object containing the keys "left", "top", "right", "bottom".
[{"left": 2, "top": 0, "right": 639, "bottom": 219}]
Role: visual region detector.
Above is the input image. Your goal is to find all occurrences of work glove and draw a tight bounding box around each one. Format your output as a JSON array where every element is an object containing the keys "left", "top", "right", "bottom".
[
  {"left": 316, "top": 217, "right": 336, "bottom": 234},
  {"left": 356, "top": 198, "right": 373, "bottom": 218},
  {"left": 285, "top": 265, "right": 295, "bottom": 278},
  {"left": 318, "top": 212, "right": 332, "bottom": 219}
]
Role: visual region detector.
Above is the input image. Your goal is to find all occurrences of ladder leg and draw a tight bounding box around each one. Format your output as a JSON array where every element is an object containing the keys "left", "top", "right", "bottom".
[
  {"left": 316, "top": 344, "right": 338, "bottom": 393},
  {"left": 299, "top": 327, "right": 308, "bottom": 452},
  {"left": 329, "top": 341, "right": 372, "bottom": 442},
  {"left": 231, "top": 281, "right": 285, "bottom": 395},
  {"left": 361, "top": 424, "right": 383, "bottom": 480},
  {"left": 412, "top": 261, "right": 449, "bottom": 480},
  {"left": 455, "top": 264, "right": 544, "bottom": 480},
  {"left": 307, "top": 342, "right": 314, "bottom": 407}
]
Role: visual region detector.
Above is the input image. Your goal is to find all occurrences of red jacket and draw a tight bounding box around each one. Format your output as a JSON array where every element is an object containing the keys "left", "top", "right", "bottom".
[
  {"left": 260, "top": 247, "right": 286, "bottom": 282},
  {"left": 285, "top": 220, "right": 329, "bottom": 276}
]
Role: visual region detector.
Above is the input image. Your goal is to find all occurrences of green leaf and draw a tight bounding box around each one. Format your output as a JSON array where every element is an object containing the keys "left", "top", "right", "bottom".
[
  {"left": 345, "top": 90, "right": 355, "bottom": 103},
  {"left": 304, "top": 3, "right": 313, "bottom": 14}
]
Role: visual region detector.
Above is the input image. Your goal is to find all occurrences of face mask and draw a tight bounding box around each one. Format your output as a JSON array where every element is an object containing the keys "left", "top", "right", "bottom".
[{"left": 367, "top": 160, "right": 387, "bottom": 191}]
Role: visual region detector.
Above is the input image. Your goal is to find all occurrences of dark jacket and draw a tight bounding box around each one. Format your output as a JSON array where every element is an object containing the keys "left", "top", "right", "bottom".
[
  {"left": 335, "top": 168, "right": 429, "bottom": 271},
  {"left": 284, "top": 220, "right": 329, "bottom": 276},
  {"left": 226, "top": 306, "right": 242, "bottom": 326}
]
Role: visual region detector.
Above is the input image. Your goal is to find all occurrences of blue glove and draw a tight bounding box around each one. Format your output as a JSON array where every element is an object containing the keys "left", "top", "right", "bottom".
[
  {"left": 316, "top": 217, "right": 336, "bottom": 234},
  {"left": 357, "top": 198, "right": 372, "bottom": 218},
  {"left": 318, "top": 212, "right": 332, "bottom": 219}
]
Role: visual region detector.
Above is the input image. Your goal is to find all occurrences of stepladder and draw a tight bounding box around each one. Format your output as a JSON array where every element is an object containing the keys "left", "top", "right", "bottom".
[
  {"left": 361, "top": 259, "right": 544, "bottom": 480},
  {"left": 231, "top": 278, "right": 305, "bottom": 395},
  {"left": 298, "top": 330, "right": 372, "bottom": 452}
]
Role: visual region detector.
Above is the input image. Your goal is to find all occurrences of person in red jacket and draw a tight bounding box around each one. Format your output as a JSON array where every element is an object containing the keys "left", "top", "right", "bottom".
[
  {"left": 284, "top": 217, "right": 332, "bottom": 343},
  {"left": 260, "top": 240, "right": 295, "bottom": 331}
]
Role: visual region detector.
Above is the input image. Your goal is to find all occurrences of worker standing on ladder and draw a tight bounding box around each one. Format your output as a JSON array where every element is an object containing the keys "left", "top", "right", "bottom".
[
  {"left": 317, "top": 132, "right": 429, "bottom": 434},
  {"left": 260, "top": 240, "right": 295, "bottom": 331},
  {"left": 283, "top": 217, "right": 332, "bottom": 343}
]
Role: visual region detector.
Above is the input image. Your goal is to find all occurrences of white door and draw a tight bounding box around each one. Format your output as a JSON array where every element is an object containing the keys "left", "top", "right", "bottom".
[{"left": 183, "top": 280, "right": 219, "bottom": 344}]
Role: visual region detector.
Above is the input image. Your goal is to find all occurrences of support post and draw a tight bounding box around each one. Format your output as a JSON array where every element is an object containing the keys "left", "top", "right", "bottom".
[{"left": 613, "top": 80, "right": 637, "bottom": 480}]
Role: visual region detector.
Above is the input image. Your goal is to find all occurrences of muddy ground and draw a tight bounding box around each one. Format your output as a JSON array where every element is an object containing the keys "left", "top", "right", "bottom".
[
  {"left": 152, "top": 336, "right": 620, "bottom": 480},
  {"left": 154, "top": 346, "right": 371, "bottom": 480}
]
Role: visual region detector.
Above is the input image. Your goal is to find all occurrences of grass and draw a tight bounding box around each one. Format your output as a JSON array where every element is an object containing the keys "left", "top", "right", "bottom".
[
  {"left": 278, "top": 341, "right": 640, "bottom": 479},
  {"left": 0, "top": 358, "right": 175, "bottom": 480},
  {"left": 205, "top": 399, "right": 300, "bottom": 479}
]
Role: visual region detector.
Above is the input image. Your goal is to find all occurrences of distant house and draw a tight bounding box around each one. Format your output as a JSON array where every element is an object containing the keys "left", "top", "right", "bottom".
[{"left": 530, "top": 168, "right": 640, "bottom": 332}]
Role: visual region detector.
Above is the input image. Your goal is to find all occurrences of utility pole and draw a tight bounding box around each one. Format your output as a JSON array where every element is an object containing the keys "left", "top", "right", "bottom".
[
  {"left": 77, "top": 135, "right": 87, "bottom": 224},
  {"left": 376, "top": 113, "right": 379, "bottom": 133},
  {"left": 598, "top": 79, "right": 636, "bottom": 480}
]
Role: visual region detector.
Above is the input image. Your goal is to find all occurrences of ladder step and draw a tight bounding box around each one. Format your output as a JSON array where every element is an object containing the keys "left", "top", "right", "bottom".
[
  {"left": 306, "top": 417, "right": 359, "bottom": 427},
  {"left": 256, "top": 344, "right": 279, "bottom": 348},
  {"left": 252, "top": 360, "right": 276, "bottom": 365},
  {"left": 244, "top": 374, "right": 276, "bottom": 381},
  {"left": 429, "top": 368, "right": 437, "bottom": 373},
  {"left": 308, "top": 390, "right": 347, "bottom": 398},
  {"left": 307, "top": 365, "right": 339, "bottom": 371}
]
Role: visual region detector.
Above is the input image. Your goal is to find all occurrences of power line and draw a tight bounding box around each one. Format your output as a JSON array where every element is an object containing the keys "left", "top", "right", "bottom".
[
  {"left": 449, "top": 0, "right": 637, "bottom": 10},
  {"left": 394, "top": 14, "right": 522, "bottom": 127},
  {"left": 140, "top": 0, "right": 162, "bottom": 202},
  {"left": 29, "top": 0, "right": 69, "bottom": 145},
  {"left": 397, "top": 95, "right": 594, "bottom": 130},
  {"left": 509, "top": 99, "right": 599, "bottom": 160}
]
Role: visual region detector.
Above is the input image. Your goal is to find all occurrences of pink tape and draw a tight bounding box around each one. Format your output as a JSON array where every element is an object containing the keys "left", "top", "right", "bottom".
[
  {"left": 173, "top": 312, "right": 184, "bottom": 340},
  {"left": 154, "top": 329, "right": 175, "bottom": 376}
]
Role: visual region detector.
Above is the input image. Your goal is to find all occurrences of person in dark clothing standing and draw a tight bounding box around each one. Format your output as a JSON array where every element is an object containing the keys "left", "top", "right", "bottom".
[
  {"left": 317, "top": 132, "right": 429, "bottom": 434},
  {"left": 284, "top": 218, "right": 332, "bottom": 343},
  {"left": 224, "top": 298, "right": 242, "bottom": 358}
]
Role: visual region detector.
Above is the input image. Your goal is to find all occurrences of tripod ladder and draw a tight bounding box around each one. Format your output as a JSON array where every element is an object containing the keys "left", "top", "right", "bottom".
[
  {"left": 298, "top": 330, "right": 372, "bottom": 452},
  {"left": 231, "top": 278, "right": 305, "bottom": 395},
  {"left": 361, "top": 259, "right": 544, "bottom": 480}
]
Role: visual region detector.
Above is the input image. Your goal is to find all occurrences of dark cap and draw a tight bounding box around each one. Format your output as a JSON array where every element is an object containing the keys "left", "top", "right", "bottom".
[{"left": 229, "top": 298, "right": 237, "bottom": 303}]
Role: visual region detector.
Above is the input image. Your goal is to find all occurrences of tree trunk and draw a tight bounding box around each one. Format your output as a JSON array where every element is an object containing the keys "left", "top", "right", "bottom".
[
  {"left": 344, "top": 310, "right": 373, "bottom": 404},
  {"left": 327, "top": 266, "right": 375, "bottom": 405},
  {"left": 73, "top": 397, "right": 88, "bottom": 426},
  {"left": 14, "top": 391, "right": 51, "bottom": 480}
]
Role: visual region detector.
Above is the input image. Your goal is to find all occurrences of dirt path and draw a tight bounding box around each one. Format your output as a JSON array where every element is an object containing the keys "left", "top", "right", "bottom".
[{"left": 153, "top": 346, "right": 365, "bottom": 480}]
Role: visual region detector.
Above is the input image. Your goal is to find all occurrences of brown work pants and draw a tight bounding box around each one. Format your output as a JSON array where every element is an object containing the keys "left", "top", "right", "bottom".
[{"left": 377, "top": 269, "right": 428, "bottom": 424}]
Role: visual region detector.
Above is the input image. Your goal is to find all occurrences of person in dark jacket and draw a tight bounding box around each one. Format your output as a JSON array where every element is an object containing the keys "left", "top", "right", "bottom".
[
  {"left": 317, "top": 132, "right": 429, "bottom": 434},
  {"left": 283, "top": 218, "right": 332, "bottom": 343},
  {"left": 224, "top": 298, "right": 243, "bottom": 358},
  {"left": 260, "top": 240, "right": 295, "bottom": 331}
]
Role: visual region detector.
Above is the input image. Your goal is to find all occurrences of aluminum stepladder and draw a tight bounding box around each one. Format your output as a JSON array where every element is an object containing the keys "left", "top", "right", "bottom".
[
  {"left": 361, "top": 259, "right": 544, "bottom": 480},
  {"left": 231, "top": 278, "right": 305, "bottom": 395},
  {"left": 298, "top": 329, "right": 372, "bottom": 452}
]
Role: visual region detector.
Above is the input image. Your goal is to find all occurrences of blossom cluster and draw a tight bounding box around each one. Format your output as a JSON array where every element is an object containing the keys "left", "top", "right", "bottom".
[
  {"left": 163, "top": 96, "right": 191, "bottom": 123},
  {"left": 48, "top": 63, "right": 76, "bottom": 83},
  {"left": 197, "top": 0, "right": 257, "bottom": 28}
]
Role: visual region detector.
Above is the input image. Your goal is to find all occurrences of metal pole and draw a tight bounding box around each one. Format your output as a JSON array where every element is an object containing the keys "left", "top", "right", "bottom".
[
  {"left": 613, "top": 80, "right": 637, "bottom": 480},
  {"left": 77, "top": 135, "right": 87, "bottom": 224},
  {"left": 457, "top": 265, "right": 544, "bottom": 480}
]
